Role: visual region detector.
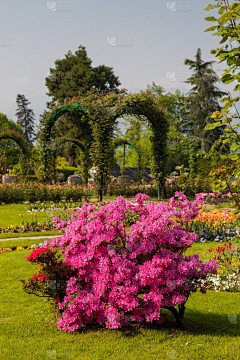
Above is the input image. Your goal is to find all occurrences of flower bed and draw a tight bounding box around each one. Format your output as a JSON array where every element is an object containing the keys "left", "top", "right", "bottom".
[
  {"left": 207, "top": 243, "right": 240, "bottom": 291},
  {"left": 187, "top": 209, "right": 240, "bottom": 243},
  {"left": 21, "top": 192, "right": 217, "bottom": 331},
  {"left": 106, "top": 179, "right": 213, "bottom": 199},
  {"left": 0, "top": 183, "right": 93, "bottom": 204},
  {"left": 195, "top": 192, "right": 236, "bottom": 205},
  {"left": 0, "top": 243, "right": 41, "bottom": 253}
]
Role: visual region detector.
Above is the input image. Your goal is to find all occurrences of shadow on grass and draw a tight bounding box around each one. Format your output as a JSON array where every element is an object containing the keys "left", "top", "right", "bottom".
[{"left": 76, "top": 308, "right": 240, "bottom": 338}]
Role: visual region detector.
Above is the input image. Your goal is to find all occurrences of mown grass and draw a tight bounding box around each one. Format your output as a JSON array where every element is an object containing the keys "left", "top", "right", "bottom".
[
  {"left": 0, "top": 203, "right": 54, "bottom": 228},
  {"left": 0, "top": 242, "right": 239, "bottom": 359},
  {"left": 0, "top": 230, "right": 60, "bottom": 240}
]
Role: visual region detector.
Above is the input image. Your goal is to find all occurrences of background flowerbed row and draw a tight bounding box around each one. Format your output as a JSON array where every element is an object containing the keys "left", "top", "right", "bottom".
[{"left": 0, "top": 183, "right": 93, "bottom": 204}]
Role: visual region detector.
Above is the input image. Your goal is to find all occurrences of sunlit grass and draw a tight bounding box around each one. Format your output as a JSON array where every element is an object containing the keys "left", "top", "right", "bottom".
[{"left": 0, "top": 242, "right": 239, "bottom": 359}]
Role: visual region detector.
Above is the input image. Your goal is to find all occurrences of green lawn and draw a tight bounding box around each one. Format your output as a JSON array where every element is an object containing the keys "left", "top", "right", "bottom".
[
  {"left": 0, "top": 242, "right": 239, "bottom": 359},
  {"left": 0, "top": 203, "right": 53, "bottom": 228},
  {"left": 0, "top": 230, "right": 60, "bottom": 240}
]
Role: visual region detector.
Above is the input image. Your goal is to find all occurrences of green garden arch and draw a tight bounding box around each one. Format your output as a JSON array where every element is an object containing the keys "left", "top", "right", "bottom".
[
  {"left": 0, "top": 130, "right": 30, "bottom": 175},
  {"left": 113, "top": 139, "right": 141, "bottom": 182},
  {"left": 56, "top": 139, "right": 89, "bottom": 184},
  {"left": 42, "top": 92, "right": 168, "bottom": 200},
  {"left": 57, "top": 139, "right": 87, "bottom": 154},
  {"left": 43, "top": 105, "right": 88, "bottom": 182}
]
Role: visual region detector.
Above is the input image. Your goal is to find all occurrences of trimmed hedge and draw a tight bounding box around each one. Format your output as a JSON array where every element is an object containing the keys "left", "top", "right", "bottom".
[{"left": 0, "top": 183, "right": 92, "bottom": 204}]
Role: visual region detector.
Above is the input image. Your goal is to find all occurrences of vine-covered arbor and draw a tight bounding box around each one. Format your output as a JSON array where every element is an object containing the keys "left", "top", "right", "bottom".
[
  {"left": 0, "top": 129, "right": 30, "bottom": 175},
  {"left": 41, "top": 91, "right": 168, "bottom": 200},
  {"left": 113, "top": 138, "right": 141, "bottom": 183},
  {"left": 56, "top": 139, "right": 89, "bottom": 184}
]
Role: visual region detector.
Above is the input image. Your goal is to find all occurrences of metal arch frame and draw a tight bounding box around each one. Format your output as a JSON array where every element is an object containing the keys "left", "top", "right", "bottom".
[
  {"left": 114, "top": 140, "right": 141, "bottom": 182},
  {"left": 58, "top": 139, "right": 87, "bottom": 154},
  {"left": 0, "top": 135, "right": 27, "bottom": 155},
  {"left": 45, "top": 105, "right": 88, "bottom": 134},
  {"left": 44, "top": 105, "right": 88, "bottom": 182},
  {"left": 0, "top": 135, "right": 28, "bottom": 175}
]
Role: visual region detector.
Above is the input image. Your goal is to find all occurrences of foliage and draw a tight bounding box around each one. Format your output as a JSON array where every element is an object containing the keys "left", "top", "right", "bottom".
[
  {"left": 107, "top": 183, "right": 158, "bottom": 198},
  {"left": 144, "top": 84, "right": 191, "bottom": 175},
  {"left": 0, "top": 113, "right": 25, "bottom": 167},
  {"left": 15, "top": 94, "right": 36, "bottom": 145},
  {"left": 204, "top": 0, "right": 240, "bottom": 200},
  {"left": 186, "top": 206, "right": 239, "bottom": 243},
  {"left": 56, "top": 156, "right": 68, "bottom": 167},
  {"left": 56, "top": 165, "right": 79, "bottom": 181},
  {"left": 105, "top": 179, "right": 214, "bottom": 199},
  {"left": 21, "top": 247, "right": 77, "bottom": 304},
  {"left": 208, "top": 242, "right": 240, "bottom": 291},
  {"left": 22, "top": 193, "right": 217, "bottom": 331},
  {"left": 165, "top": 177, "right": 213, "bottom": 199},
  {"left": 45, "top": 45, "right": 121, "bottom": 103},
  {"left": 0, "top": 183, "right": 93, "bottom": 204},
  {"left": 45, "top": 45, "right": 121, "bottom": 167},
  {"left": 114, "top": 116, "right": 153, "bottom": 171},
  {"left": 40, "top": 91, "right": 168, "bottom": 198},
  {"left": 184, "top": 48, "right": 228, "bottom": 153}
]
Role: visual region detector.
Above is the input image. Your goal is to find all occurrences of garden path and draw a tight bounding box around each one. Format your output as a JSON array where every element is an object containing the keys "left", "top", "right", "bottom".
[{"left": 0, "top": 235, "right": 62, "bottom": 241}]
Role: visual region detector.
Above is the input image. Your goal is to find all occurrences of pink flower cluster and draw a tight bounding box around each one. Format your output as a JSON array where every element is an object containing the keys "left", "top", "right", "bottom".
[
  {"left": 44, "top": 192, "right": 217, "bottom": 332},
  {"left": 195, "top": 192, "right": 231, "bottom": 201}
]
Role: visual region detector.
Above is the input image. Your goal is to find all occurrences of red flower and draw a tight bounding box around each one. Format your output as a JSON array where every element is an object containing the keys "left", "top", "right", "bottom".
[
  {"left": 55, "top": 298, "right": 59, "bottom": 304},
  {"left": 32, "top": 276, "right": 37, "bottom": 281}
]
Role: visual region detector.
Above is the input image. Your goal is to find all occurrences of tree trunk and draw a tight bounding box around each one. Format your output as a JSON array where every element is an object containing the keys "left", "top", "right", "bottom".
[
  {"left": 68, "top": 156, "right": 75, "bottom": 167},
  {"left": 163, "top": 306, "right": 185, "bottom": 329}
]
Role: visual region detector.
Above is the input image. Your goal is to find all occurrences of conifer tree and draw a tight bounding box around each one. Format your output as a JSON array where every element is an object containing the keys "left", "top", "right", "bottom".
[
  {"left": 184, "top": 48, "right": 228, "bottom": 153},
  {"left": 15, "top": 94, "right": 36, "bottom": 145}
]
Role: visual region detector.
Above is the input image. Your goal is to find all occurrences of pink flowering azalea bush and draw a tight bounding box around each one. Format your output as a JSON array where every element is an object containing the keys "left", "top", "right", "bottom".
[{"left": 22, "top": 192, "right": 218, "bottom": 332}]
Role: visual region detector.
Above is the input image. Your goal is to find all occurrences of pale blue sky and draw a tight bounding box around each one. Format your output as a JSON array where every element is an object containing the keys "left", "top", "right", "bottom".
[{"left": 0, "top": 0, "right": 235, "bottom": 124}]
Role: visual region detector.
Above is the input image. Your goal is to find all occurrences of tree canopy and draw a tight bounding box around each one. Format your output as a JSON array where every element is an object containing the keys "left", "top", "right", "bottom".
[
  {"left": 184, "top": 48, "right": 228, "bottom": 153},
  {"left": 0, "top": 113, "right": 24, "bottom": 167},
  {"left": 45, "top": 45, "right": 121, "bottom": 103}
]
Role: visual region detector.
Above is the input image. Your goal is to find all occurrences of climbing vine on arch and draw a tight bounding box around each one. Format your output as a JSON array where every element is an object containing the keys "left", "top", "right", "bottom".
[
  {"left": 0, "top": 129, "right": 30, "bottom": 175},
  {"left": 113, "top": 138, "right": 141, "bottom": 182},
  {"left": 41, "top": 90, "right": 168, "bottom": 199},
  {"left": 55, "top": 138, "right": 89, "bottom": 184}
]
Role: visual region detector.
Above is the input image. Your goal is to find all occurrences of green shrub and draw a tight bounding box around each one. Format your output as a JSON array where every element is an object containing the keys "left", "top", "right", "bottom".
[{"left": 56, "top": 166, "right": 79, "bottom": 181}]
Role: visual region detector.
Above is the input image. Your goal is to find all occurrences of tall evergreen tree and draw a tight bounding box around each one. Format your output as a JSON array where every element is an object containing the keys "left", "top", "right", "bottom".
[
  {"left": 184, "top": 48, "right": 228, "bottom": 153},
  {"left": 15, "top": 94, "right": 36, "bottom": 145},
  {"left": 45, "top": 45, "right": 121, "bottom": 103},
  {"left": 45, "top": 45, "right": 122, "bottom": 166}
]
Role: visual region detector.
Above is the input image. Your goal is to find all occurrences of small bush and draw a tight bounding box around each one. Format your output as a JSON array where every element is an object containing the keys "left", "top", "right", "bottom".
[{"left": 22, "top": 193, "right": 218, "bottom": 331}]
